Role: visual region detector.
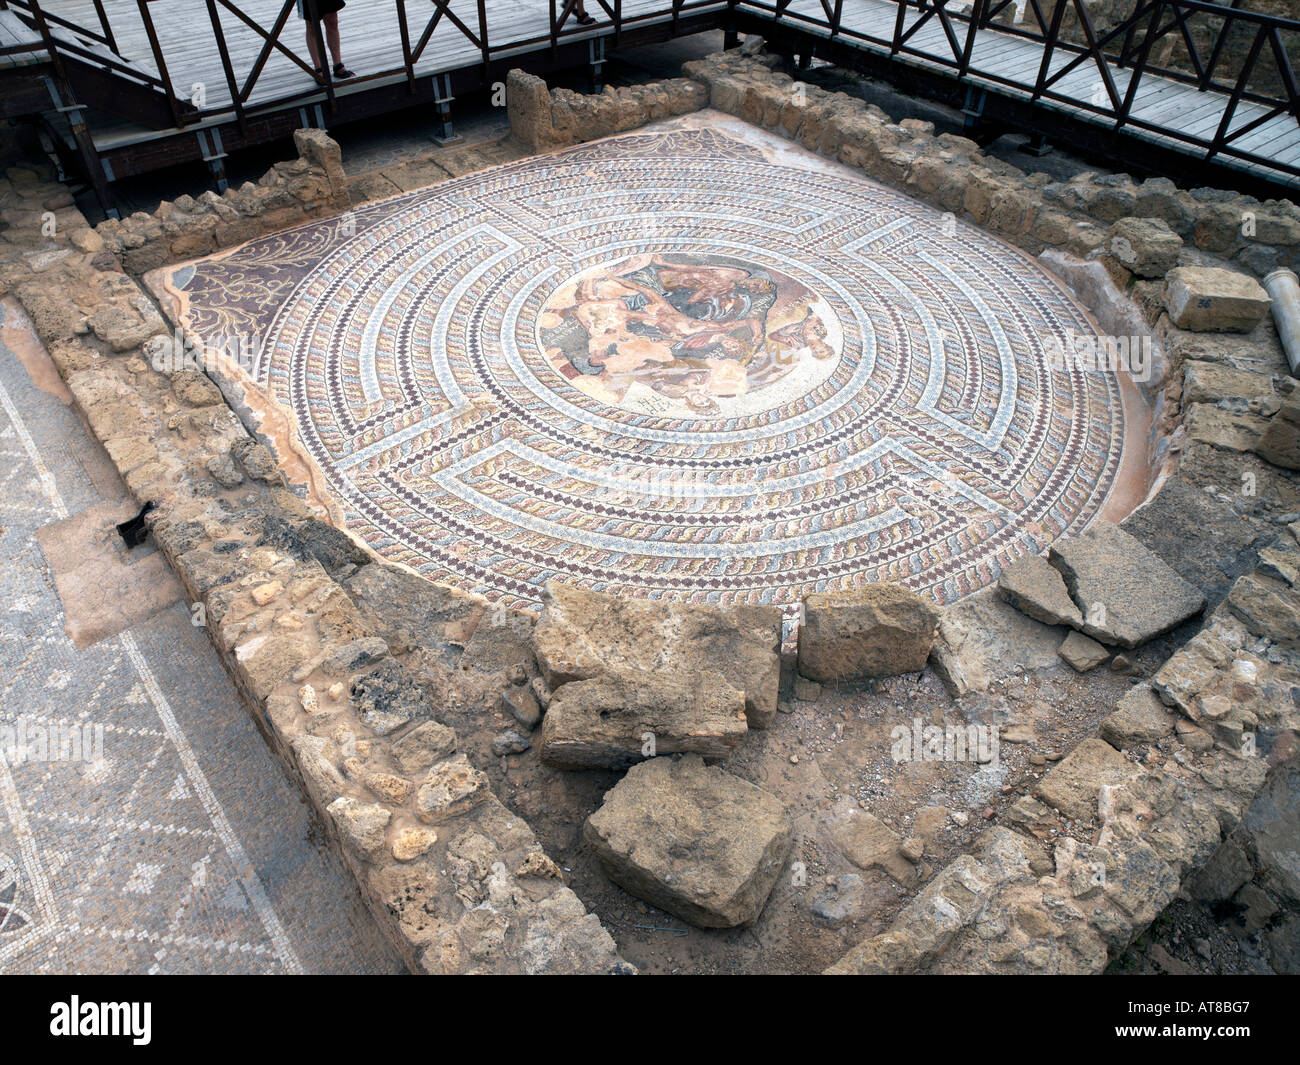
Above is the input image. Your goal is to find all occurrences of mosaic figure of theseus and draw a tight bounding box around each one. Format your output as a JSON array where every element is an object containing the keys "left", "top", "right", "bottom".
[{"left": 539, "top": 253, "right": 836, "bottom": 415}]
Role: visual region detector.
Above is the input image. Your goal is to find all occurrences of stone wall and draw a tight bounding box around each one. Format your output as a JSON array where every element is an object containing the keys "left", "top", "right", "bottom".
[
  {"left": 0, "top": 158, "right": 628, "bottom": 975},
  {"left": 506, "top": 68, "right": 708, "bottom": 152},
  {"left": 679, "top": 49, "right": 1300, "bottom": 281},
  {"left": 95, "top": 129, "right": 351, "bottom": 276}
]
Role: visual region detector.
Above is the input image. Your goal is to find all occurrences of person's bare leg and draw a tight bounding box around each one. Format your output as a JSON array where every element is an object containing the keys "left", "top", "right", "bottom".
[
  {"left": 305, "top": 19, "right": 323, "bottom": 71},
  {"left": 325, "top": 13, "right": 342, "bottom": 66}
]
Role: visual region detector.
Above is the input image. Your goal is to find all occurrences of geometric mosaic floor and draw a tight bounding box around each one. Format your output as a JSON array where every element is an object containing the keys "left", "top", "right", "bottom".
[
  {"left": 159, "top": 115, "right": 1126, "bottom": 615},
  {"left": 0, "top": 304, "right": 400, "bottom": 974}
]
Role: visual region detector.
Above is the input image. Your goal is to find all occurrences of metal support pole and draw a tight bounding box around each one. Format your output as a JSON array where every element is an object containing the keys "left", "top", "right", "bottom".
[
  {"left": 431, "top": 73, "right": 458, "bottom": 144},
  {"left": 588, "top": 35, "right": 606, "bottom": 93}
]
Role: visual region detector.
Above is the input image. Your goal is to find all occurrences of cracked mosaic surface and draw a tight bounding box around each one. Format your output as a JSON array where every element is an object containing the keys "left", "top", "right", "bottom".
[{"left": 159, "top": 117, "right": 1126, "bottom": 614}]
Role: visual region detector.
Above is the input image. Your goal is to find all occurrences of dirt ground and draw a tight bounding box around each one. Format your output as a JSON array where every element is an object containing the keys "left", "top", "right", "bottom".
[{"left": 421, "top": 601, "right": 1191, "bottom": 975}]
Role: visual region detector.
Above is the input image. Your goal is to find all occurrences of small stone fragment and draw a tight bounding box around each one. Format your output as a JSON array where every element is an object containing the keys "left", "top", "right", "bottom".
[
  {"left": 501, "top": 685, "right": 541, "bottom": 729},
  {"left": 415, "top": 754, "right": 489, "bottom": 824},
  {"left": 391, "top": 826, "right": 438, "bottom": 862},
  {"left": 491, "top": 729, "right": 531, "bottom": 757},
  {"left": 1059, "top": 630, "right": 1109, "bottom": 672}
]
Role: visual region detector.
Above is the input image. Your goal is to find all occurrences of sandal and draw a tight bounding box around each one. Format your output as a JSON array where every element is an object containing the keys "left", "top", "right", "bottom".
[
  {"left": 576, "top": 12, "right": 597, "bottom": 24},
  {"left": 333, "top": 62, "right": 356, "bottom": 79}
]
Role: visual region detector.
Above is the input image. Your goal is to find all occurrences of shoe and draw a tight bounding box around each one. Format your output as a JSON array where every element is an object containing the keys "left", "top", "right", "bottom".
[
  {"left": 576, "top": 12, "right": 596, "bottom": 24},
  {"left": 333, "top": 62, "right": 356, "bottom": 79}
]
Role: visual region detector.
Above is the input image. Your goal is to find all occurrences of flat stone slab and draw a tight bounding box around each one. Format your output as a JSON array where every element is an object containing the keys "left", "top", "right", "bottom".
[
  {"left": 584, "top": 754, "right": 792, "bottom": 928},
  {"left": 533, "top": 582, "right": 780, "bottom": 729},
  {"left": 798, "top": 583, "right": 938, "bottom": 682},
  {"left": 1165, "top": 266, "right": 1271, "bottom": 333},
  {"left": 998, "top": 552, "right": 1083, "bottom": 628},
  {"left": 1059, "top": 630, "right": 1108, "bottom": 672},
  {"left": 1033, "top": 737, "right": 1140, "bottom": 821},
  {"left": 1048, "top": 521, "right": 1206, "bottom": 648},
  {"left": 538, "top": 668, "right": 748, "bottom": 770},
  {"left": 825, "top": 797, "right": 914, "bottom": 883},
  {"left": 1100, "top": 686, "right": 1178, "bottom": 749}
]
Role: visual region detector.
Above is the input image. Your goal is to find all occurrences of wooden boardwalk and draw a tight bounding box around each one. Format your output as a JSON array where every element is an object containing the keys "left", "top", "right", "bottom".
[
  {"left": 40, "top": 0, "right": 721, "bottom": 147},
  {"left": 0, "top": 9, "right": 42, "bottom": 69},
  {"left": 768, "top": 0, "right": 1300, "bottom": 188},
  {"left": 10, "top": 0, "right": 1299, "bottom": 194}
]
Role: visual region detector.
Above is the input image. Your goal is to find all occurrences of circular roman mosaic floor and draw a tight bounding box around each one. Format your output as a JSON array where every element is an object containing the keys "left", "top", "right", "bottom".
[{"left": 170, "top": 121, "right": 1127, "bottom": 613}]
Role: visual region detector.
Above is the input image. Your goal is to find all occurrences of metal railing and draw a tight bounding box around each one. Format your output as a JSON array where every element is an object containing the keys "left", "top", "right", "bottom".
[
  {"left": 0, "top": 0, "right": 728, "bottom": 128},
  {"left": 0, "top": 0, "right": 1294, "bottom": 178},
  {"left": 738, "top": 0, "right": 1300, "bottom": 175}
]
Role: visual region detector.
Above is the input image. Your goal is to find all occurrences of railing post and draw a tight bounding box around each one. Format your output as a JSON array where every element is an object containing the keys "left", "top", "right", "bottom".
[
  {"left": 960, "top": 0, "right": 984, "bottom": 76},
  {"left": 1116, "top": 0, "right": 1161, "bottom": 131},
  {"left": 1208, "top": 21, "right": 1267, "bottom": 159},
  {"left": 1118, "top": 0, "right": 1143, "bottom": 68},
  {"left": 1201, "top": 1, "right": 1244, "bottom": 90},
  {"left": 1032, "top": 0, "right": 1069, "bottom": 100},
  {"left": 1269, "top": 25, "right": 1300, "bottom": 121},
  {"left": 204, "top": 0, "right": 245, "bottom": 129},
  {"left": 135, "top": 0, "right": 187, "bottom": 127},
  {"left": 477, "top": 0, "right": 490, "bottom": 81},
  {"left": 90, "top": 0, "right": 117, "bottom": 52},
  {"left": 396, "top": 0, "right": 415, "bottom": 91},
  {"left": 724, "top": 0, "right": 739, "bottom": 50}
]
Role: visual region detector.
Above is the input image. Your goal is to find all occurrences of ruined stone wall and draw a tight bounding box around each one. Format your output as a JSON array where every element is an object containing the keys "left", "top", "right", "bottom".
[
  {"left": 506, "top": 68, "right": 708, "bottom": 152},
  {"left": 95, "top": 129, "right": 352, "bottom": 276},
  {"left": 0, "top": 158, "right": 628, "bottom": 975}
]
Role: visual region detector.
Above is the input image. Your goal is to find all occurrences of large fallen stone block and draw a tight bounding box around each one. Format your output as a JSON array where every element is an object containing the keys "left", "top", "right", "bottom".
[
  {"left": 1256, "top": 393, "right": 1300, "bottom": 470},
  {"left": 1107, "top": 216, "right": 1182, "bottom": 278},
  {"left": 538, "top": 669, "right": 748, "bottom": 770},
  {"left": 1033, "top": 738, "right": 1140, "bottom": 821},
  {"left": 532, "top": 582, "right": 780, "bottom": 728},
  {"left": 1048, "top": 521, "right": 1205, "bottom": 648},
  {"left": 798, "top": 583, "right": 938, "bottom": 682},
  {"left": 583, "top": 754, "right": 792, "bottom": 928},
  {"left": 1164, "top": 266, "right": 1270, "bottom": 333},
  {"left": 1099, "top": 686, "right": 1178, "bottom": 749}
]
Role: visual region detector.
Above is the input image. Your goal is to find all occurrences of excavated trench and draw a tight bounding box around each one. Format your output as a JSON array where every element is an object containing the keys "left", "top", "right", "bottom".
[{"left": 149, "top": 112, "right": 1175, "bottom": 973}]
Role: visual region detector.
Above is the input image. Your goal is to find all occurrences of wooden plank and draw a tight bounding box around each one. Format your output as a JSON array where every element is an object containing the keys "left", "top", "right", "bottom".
[{"left": 33, "top": 0, "right": 1299, "bottom": 188}]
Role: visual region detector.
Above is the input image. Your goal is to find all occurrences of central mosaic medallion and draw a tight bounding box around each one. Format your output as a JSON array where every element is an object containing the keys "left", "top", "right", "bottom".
[
  {"left": 158, "top": 117, "right": 1128, "bottom": 615},
  {"left": 537, "top": 252, "right": 843, "bottom": 418}
]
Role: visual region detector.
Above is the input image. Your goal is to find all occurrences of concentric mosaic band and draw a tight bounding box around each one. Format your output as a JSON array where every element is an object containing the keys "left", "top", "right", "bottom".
[{"left": 162, "top": 119, "right": 1126, "bottom": 614}]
